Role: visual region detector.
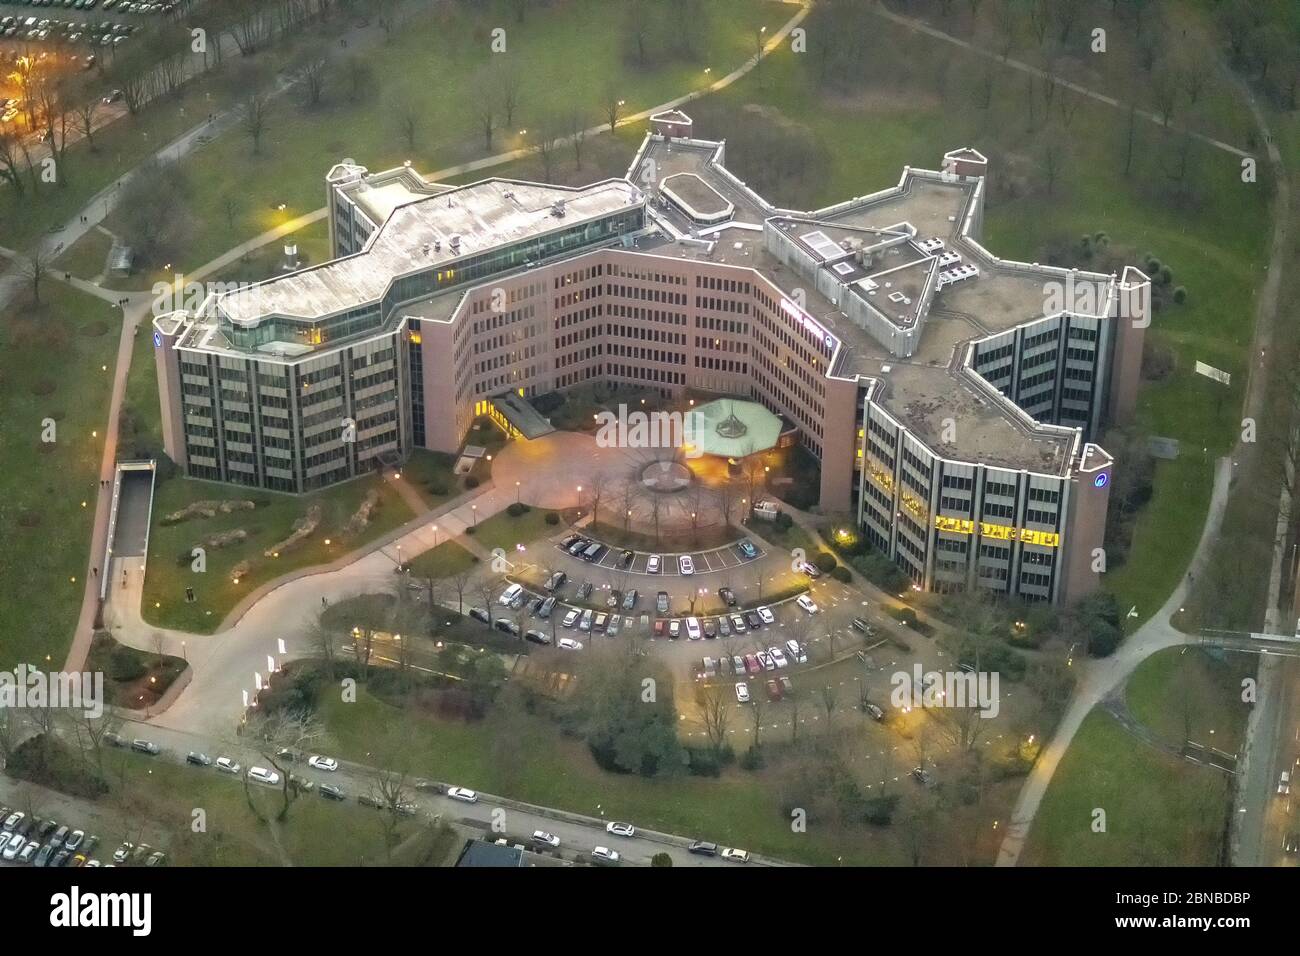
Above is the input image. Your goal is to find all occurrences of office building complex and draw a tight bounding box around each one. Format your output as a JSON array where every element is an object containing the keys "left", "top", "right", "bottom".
[{"left": 154, "top": 112, "right": 1147, "bottom": 603}]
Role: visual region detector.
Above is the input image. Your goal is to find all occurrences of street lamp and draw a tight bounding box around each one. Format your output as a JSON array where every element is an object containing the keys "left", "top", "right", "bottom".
[
  {"left": 432, "top": 524, "right": 439, "bottom": 548},
  {"left": 472, "top": 504, "right": 478, "bottom": 527},
  {"left": 515, "top": 480, "right": 521, "bottom": 504}
]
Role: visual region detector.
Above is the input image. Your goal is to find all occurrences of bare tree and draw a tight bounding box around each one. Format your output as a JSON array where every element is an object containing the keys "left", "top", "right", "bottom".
[
  {"left": 449, "top": 566, "right": 474, "bottom": 614},
  {"left": 818, "top": 684, "right": 838, "bottom": 731},
  {"left": 241, "top": 88, "right": 273, "bottom": 155},
  {"left": 245, "top": 709, "right": 324, "bottom": 822},
  {"left": 19, "top": 247, "right": 56, "bottom": 304},
  {"left": 394, "top": 94, "right": 419, "bottom": 150},
  {"left": 567, "top": 107, "right": 588, "bottom": 170},
  {"left": 601, "top": 83, "right": 623, "bottom": 132},
  {"left": 498, "top": 63, "right": 524, "bottom": 128},
  {"left": 695, "top": 682, "right": 731, "bottom": 754},
  {"left": 298, "top": 45, "right": 331, "bottom": 107}
]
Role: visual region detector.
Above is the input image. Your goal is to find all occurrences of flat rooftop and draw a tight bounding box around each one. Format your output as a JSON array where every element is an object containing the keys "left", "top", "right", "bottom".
[
  {"left": 635, "top": 135, "right": 1115, "bottom": 475},
  {"left": 218, "top": 176, "right": 645, "bottom": 327}
]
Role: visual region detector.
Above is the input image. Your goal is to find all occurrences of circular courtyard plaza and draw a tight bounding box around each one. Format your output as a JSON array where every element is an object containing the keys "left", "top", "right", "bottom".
[{"left": 488, "top": 399, "right": 789, "bottom": 541}]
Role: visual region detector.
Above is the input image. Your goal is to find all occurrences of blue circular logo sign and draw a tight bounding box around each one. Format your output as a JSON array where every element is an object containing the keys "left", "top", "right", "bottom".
[
  {"left": 153, "top": 330, "right": 163, "bottom": 348},
  {"left": 1094, "top": 473, "right": 1109, "bottom": 488}
]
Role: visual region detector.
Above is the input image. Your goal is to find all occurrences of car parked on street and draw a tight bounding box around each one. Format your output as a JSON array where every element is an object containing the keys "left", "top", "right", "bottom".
[
  {"left": 718, "top": 587, "right": 737, "bottom": 607},
  {"left": 215, "top": 756, "right": 241, "bottom": 774},
  {"left": 605, "top": 821, "right": 635, "bottom": 838},
  {"left": 796, "top": 594, "right": 819, "bottom": 614},
  {"left": 591, "top": 846, "right": 620, "bottom": 865},
  {"left": 532, "top": 830, "right": 560, "bottom": 848},
  {"left": 307, "top": 755, "right": 339, "bottom": 772},
  {"left": 447, "top": 787, "right": 479, "bottom": 803},
  {"left": 247, "top": 767, "right": 280, "bottom": 786},
  {"left": 734, "top": 682, "right": 750, "bottom": 704},
  {"left": 186, "top": 752, "right": 213, "bottom": 767}
]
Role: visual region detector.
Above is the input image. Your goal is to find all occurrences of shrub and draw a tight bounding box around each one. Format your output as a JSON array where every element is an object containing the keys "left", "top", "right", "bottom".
[
  {"left": 739, "top": 745, "right": 765, "bottom": 771},
  {"left": 861, "top": 794, "right": 899, "bottom": 827},
  {"left": 464, "top": 476, "right": 480, "bottom": 489},
  {"left": 545, "top": 512, "right": 560, "bottom": 525},
  {"left": 830, "top": 566, "right": 852, "bottom": 583},
  {"left": 426, "top": 480, "right": 449, "bottom": 496},
  {"left": 651, "top": 853, "right": 673, "bottom": 867},
  {"left": 1159, "top": 266, "right": 1173, "bottom": 286},
  {"left": 814, "top": 551, "right": 838, "bottom": 573},
  {"left": 506, "top": 502, "right": 528, "bottom": 517},
  {"left": 1172, "top": 285, "right": 1187, "bottom": 304},
  {"left": 109, "top": 646, "right": 146, "bottom": 682},
  {"left": 773, "top": 511, "right": 794, "bottom": 531},
  {"left": 685, "top": 746, "right": 723, "bottom": 777}
]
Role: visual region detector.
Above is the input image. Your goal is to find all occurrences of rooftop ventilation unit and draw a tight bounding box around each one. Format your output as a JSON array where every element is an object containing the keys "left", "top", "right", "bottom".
[
  {"left": 449, "top": 234, "right": 462, "bottom": 251},
  {"left": 552, "top": 200, "right": 567, "bottom": 217}
]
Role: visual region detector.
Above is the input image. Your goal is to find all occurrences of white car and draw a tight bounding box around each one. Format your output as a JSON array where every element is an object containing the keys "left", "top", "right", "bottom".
[
  {"left": 215, "top": 756, "right": 241, "bottom": 774},
  {"left": 647, "top": 554, "right": 661, "bottom": 573},
  {"left": 605, "top": 821, "right": 636, "bottom": 838},
  {"left": 247, "top": 766, "right": 281, "bottom": 786},
  {"left": 18, "top": 840, "right": 38, "bottom": 864},
  {"left": 591, "top": 845, "right": 621, "bottom": 864},
  {"left": 735, "top": 682, "right": 750, "bottom": 704},
  {"left": 769, "top": 646, "right": 789, "bottom": 669},
  {"left": 796, "top": 594, "right": 819, "bottom": 614},
  {"left": 678, "top": 554, "right": 695, "bottom": 575},
  {"left": 562, "top": 608, "right": 580, "bottom": 628},
  {"left": 307, "top": 755, "right": 339, "bottom": 772},
  {"left": 686, "top": 616, "right": 702, "bottom": 640},
  {"left": 531, "top": 830, "right": 561, "bottom": 848},
  {"left": 498, "top": 582, "right": 524, "bottom": 606},
  {"left": 756, "top": 650, "right": 776, "bottom": 671},
  {"left": 785, "top": 638, "right": 807, "bottom": 664},
  {"left": 1280, "top": 771, "right": 1291, "bottom": 796},
  {"left": 447, "top": 787, "right": 479, "bottom": 803},
  {"left": 757, "top": 605, "right": 775, "bottom": 625},
  {"left": 2, "top": 833, "right": 24, "bottom": 860},
  {"left": 2, "top": 811, "right": 24, "bottom": 831},
  {"left": 721, "top": 847, "right": 750, "bottom": 863},
  {"left": 557, "top": 637, "right": 584, "bottom": 651}
]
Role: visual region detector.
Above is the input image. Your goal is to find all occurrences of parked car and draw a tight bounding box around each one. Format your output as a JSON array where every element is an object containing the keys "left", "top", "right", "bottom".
[
  {"left": 702, "top": 618, "right": 717, "bottom": 639},
  {"left": 622, "top": 589, "right": 638, "bottom": 610},
  {"left": 688, "top": 840, "right": 719, "bottom": 856},
  {"left": 779, "top": 675, "right": 793, "bottom": 696},
  {"left": 319, "top": 784, "right": 346, "bottom": 801},
  {"left": 646, "top": 554, "right": 662, "bottom": 574},
  {"left": 103, "top": 732, "right": 125, "bottom": 748},
  {"left": 745, "top": 609, "right": 763, "bottom": 630},
  {"left": 307, "top": 755, "right": 339, "bottom": 772},
  {"left": 732, "top": 654, "right": 746, "bottom": 674},
  {"left": 678, "top": 554, "right": 695, "bottom": 575},
  {"left": 2, "top": 833, "right": 25, "bottom": 860},
  {"left": 718, "top": 587, "right": 737, "bottom": 607},
  {"left": 17, "top": 841, "right": 38, "bottom": 864},
  {"left": 743, "top": 654, "right": 761, "bottom": 676},
  {"left": 576, "top": 581, "right": 593, "bottom": 600},
  {"left": 562, "top": 608, "right": 580, "bottom": 628},
  {"left": 593, "top": 612, "right": 608, "bottom": 632},
  {"left": 186, "top": 751, "right": 213, "bottom": 767},
  {"left": 557, "top": 637, "right": 583, "bottom": 651},
  {"left": 769, "top": 646, "right": 789, "bottom": 668},
  {"left": 495, "top": 618, "right": 521, "bottom": 636},
  {"left": 35, "top": 844, "right": 56, "bottom": 867},
  {"left": 735, "top": 682, "right": 750, "bottom": 704},
  {"left": 531, "top": 830, "right": 561, "bottom": 849},
  {"left": 247, "top": 766, "right": 281, "bottom": 786},
  {"left": 796, "top": 594, "right": 819, "bottom": 614},
  {"left": 215, "top": 756, "right": 241, "bottom": 774},
  {"left": 911, "top": 767, "right": 935, "bottom": 786},
  {"left": 756, "top": 650, "right": 775, "bottom": 671},
  {"left": 1280, "top": 771, "right": 1291, "bottom": 795},
  {"left": 525, "top": 628, "right": 551, "bottom": 645},
  {"left": 566, "top": 537, "right": 589, "bottom": 555},
  {"left": 757, "top": 605, "right": 775, "bottom": 625},
  {"left": 656, "top": 591, "right": 670, "bottom": 614},
  {"left": 797, "top": 561, "right": 821, "bottom": 579},
  {"left": 607, "top": 614, "right": 621, "bottom": 637},
  {"left": 653, "top": 619, "right": 666, "bottom": 637},
  {"left": 851, "top": 617, "right": 874, "bottom": 634},
  {"left": 718, "top": 615, "right": 731, "bottom": 638},
  {"left": 559, "top": 533, "right": 581, "bottom": 551},
  {"left": 618, "top": 549, "right": 635, "bottom": 569},
  {"left": 447, "top": 787, "right": 479, "bottom": 804},
  {"left": 864, "top": 702, "right": 885, "bottom": 721},
  {"left": 498, "top": 582, "right": 524, "bottom": 606},
  {"left": 668, "top": 619, "right": 681, "bottom": 639},
  {"left": 605, "top": 821, "right": 636, "bottom": 838},
  {"left": 686, "top": 616, "right": 702, "bottom": 640},
  {"left": 538, "top": 596, "right": 556, "bottom": 618},
  {"left": 469, "top": 607, "right": 491, "bottom": 624},
  {"left": 721, "top": 847, "right": 750, "bottom": 863},
  {"left": 729, "top": 613, "right": 747, "bottom": 634},
  {"left": 50, "top": 825, "right": 70, "bottom": 848},
  {"left": 766, "top": 679, "right": 783, "bottom": 701},
  {"left": 64, "top": 830, "right": 85, "bottom": 852},
  {"left": 544, "top": 570, "right": 567, "bottom": 592},
  {"left": 785, "top": 638, "right": 805, "bottom": 662},
  {"left": 111, "top": 842, "right": 133, "bottom": 864},
  {"left": 591, "top": 845, "right": 621, "bottom": 865},
  {"left": 2, "top": 811, "right": 24, "bottom": 831},
  {"left": 737, "top": 539, "right": 758, "bottom": 559},
  {"left": 578, "top": 609, "right": 594, "bottom": 632}
]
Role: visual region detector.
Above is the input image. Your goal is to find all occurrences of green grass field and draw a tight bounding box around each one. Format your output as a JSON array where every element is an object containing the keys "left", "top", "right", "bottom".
[
  {"left": 1125, "top": 646, "right": 1254, "bottom": 754},
  {"left": 140, "top": 474, "right": 415, "bottom": 633},
  {"left": 1021, "top": 710, "right": 1230, "bottom": 866},
  {"left": 320, "top": 687, "right": 905, "bottom": 865},
  {"left": 406, "top": 540, "right": 479, "bottom": 580},
  {"left": 0, "top": 283, "right": 121, "bottom": 669}
]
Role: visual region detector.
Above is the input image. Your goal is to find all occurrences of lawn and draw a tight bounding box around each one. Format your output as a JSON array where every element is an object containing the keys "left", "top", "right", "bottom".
[
  {"left": 1021, "top": 710, "right": 1230, "bottom": 866},
  {"left": 140, "top": 474, "right": 416, "bottom": 634},
  {"left": 468, "top": 505, "right": 559, "bottom": 555},
  {"left": 1125, "top": 646, "right": 1255, "bottom": 755},
  {"left": 0, "top": 282, "right": 122, "bottom": 670},
  {"left": 405, "top": 540, "right": 479, "bottom": 581},
  {"left": 319, "top": 687, "right": 904, "bottom": 865},
  {"left": 152, "top": 0, "right": 790, "bottom": 275},
  {"left": 53, "top": 229, "right": 115, "bottom": 280},
  {"left": 101, "top": 749, "right": 454, "bottom": 866}
]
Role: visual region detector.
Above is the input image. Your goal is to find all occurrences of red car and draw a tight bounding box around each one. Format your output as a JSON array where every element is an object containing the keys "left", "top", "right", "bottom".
[
  {"left": 766, "top": 679, "right": 783, "bottom": 701},
  {"left": 653, "top": 619, "right": 666, "bottom": 637},
  {"left": 743, "top": 654, "right": 761, "bottom": 676}
]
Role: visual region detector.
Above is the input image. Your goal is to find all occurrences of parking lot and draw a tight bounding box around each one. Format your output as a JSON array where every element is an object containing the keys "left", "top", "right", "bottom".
[{"left": 566, "top": 533, "right": 768, "bottom": 577}]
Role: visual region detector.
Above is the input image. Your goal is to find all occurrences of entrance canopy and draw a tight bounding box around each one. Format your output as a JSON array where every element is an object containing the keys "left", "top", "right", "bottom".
[{"left": 687, "top": 399, "right": 784, "bottom": 459}]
